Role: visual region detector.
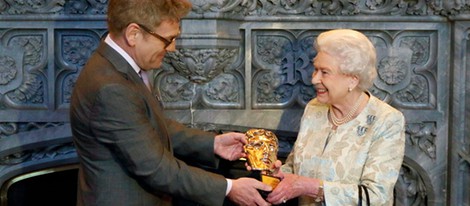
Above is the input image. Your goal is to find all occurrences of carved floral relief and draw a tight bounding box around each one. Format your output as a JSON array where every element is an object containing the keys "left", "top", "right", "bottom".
[
  {"left": 0, "top": 31, "right": 47, "bottom": 108},
  {"left": 0, "top": 0, "right": 468, "bottom": 17},
  {"left": 369, "top": 31, "right": 436, "bottom": 109},
  {"left": 187, "top": 0, "right": 470, "bottom": 16},
  {"left": 251, "top": 30, "right": 438, "bottom": 110},
  {"left": 405, "top": 122, "right": 437, "bottom": 160},
  {"left": 63, "top": 0, "right": 107, "bottom": 14},
  {"left": 203, "top": 73, "right": 242, "bottom": 107},
  {"left": 0, "top": 122, "right": 70, "bottom": 167},
  {"left": 0, "top": 0, "right": 65, "bottom": 14},
  {"left": 395, "top": 162, "right": 428, "bottom": 205},
  {"left": 0, "top": 142, "right": 75, "bottom": 165},
  {"left": 157, "top": 48, "right": 242, "bottom": 109},
  {"left": 56, "top": 31, "right": 101, "bottom": 105},
  {"left": 0, "top": 55, "right": 17, "bottom": 85}
]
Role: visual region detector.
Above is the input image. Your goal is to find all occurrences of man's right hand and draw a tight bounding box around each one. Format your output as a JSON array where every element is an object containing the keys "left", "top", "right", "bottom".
[{"left": 228, "top": 177, "right": 272, "bottom": 206}]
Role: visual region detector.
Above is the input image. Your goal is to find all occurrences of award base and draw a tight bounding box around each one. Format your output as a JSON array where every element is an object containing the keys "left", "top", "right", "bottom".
[{"left": 248, "top": 170, "right": 281, "bottom": 199}]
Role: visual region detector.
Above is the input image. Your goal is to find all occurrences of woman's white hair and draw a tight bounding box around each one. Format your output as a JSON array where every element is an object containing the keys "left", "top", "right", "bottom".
[{"left": 314, "top": 29, "right": 377, "bottom": 91}]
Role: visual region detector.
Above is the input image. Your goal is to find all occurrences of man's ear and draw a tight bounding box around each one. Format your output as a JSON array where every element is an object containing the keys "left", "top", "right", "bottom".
[{"left": 124, "top": 23, "right": 140, "bottom": 47}]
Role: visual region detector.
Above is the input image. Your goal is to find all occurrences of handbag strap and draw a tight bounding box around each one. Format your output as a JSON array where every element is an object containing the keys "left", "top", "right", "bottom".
[
  {"left": 358, "top": 185, "right": 363, "bottom": 206},
  {"left": 358, "top": 185, "right": 371, "bottom": 206},
  {"left": 361, "top": 185, "right": 370, "bottom": 206}
]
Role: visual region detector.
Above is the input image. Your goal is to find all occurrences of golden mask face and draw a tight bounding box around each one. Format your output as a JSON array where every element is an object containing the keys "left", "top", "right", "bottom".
[{"left": 244, "top": 129, "right": 279, "bottom": 171}]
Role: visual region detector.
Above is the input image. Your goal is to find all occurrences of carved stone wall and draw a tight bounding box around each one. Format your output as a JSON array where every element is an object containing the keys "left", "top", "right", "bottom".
[{"left": 0, "top": 0, "right": 469, "bottom": 205}]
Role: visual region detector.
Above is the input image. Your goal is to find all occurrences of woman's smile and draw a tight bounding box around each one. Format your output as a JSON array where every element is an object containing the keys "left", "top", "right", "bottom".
[{"left": 315, "top": 85, "right": 329, "bottom": 96}]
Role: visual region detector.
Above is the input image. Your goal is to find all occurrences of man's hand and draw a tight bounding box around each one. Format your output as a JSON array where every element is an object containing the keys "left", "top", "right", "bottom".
[
  {"left": 214, "top": 132, "right": 247, "bottom": 161},
  {"left": 228, "top": 177, "right": 272, "bottom": 206},
  {"left": 270, "top": 160, "right": 284, "bottom": 178}
]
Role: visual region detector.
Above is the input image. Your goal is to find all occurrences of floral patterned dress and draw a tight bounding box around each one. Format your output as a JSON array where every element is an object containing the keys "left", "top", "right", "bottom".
[{"left": 281, "top": 93, "right": 405, "bottom": 206}]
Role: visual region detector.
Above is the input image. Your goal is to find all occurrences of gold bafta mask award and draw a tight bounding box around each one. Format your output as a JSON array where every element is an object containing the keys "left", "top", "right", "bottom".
[{"left": 244, "top": 128, "right": 281, "bottom": 193}]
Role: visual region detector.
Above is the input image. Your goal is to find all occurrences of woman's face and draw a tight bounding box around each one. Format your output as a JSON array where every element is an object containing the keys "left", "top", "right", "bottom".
[{"left": 312, "top": 51, "right": 353, "bottom": 105}]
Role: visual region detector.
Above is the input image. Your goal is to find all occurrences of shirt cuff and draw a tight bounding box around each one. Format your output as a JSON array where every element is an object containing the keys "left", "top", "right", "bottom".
[{"left": 226, "top": 179, "right": 232, "bottom": 195}]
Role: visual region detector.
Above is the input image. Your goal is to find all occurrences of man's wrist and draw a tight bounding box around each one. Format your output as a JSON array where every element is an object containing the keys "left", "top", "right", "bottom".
[{"left": 213, "top": 135, "right": 220, "bottom": 155}]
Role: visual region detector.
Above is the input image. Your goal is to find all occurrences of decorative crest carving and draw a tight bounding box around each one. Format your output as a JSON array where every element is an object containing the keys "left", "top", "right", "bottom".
[
  {"left": 0, "top": 0, "right": 65, "bottom": 14},
  {"left": 205, "top": 73, "right": 240, "bottom": 103},
  {"left": 0, "top": 55, "right": 18, "bottom": 85},
  {"left": 405, "top": 122, "right": 437, "bottom": 160},
  {"left": 0, "top": 143, "right": 75, "bottom": 165},
  {"left": 0, "top": 122, "right": 17, "bottom": 139},
  {"left": 253, "top": 33, "right": 316, "bottom": 108},
  {"left": 0, "top": 0, "right": 469, "bottom": 17},
  {"left": 394, "top": 163, "right": 428, "bottom": 205},
  {"left": 189, "top": 0, "right": 434, "bottom": 16},
  {"left": 165, "top": 48, "right": 238, "bottom": 84},
  {"left": 63, "top": 0, "right": 107, "bottom": 14}
]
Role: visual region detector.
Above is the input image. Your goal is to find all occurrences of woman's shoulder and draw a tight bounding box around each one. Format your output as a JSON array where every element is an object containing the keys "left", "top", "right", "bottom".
[
  {"left": 306, "top": 98, "right": 329, "bottom": 111},
  {"left": 307, "top": 98, "right": 327, "bottom": 107},
  {"left": 367, "top": 94, "right": 404, "bottom": 121}
]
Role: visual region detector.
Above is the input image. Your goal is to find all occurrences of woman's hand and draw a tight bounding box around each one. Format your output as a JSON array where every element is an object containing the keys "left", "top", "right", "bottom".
[{"left": 267, "top": 173, "right": 319, "bottom": 205}]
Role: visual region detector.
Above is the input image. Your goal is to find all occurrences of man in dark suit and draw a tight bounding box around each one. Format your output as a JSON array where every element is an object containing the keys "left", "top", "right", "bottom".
[{"left": 69, "top": 0, "right": 272, "bottom": 205}]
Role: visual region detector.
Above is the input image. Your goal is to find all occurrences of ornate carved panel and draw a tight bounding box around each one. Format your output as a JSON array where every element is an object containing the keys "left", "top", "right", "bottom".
[
  {"left": 157, "top": 48, "right": 244, "bottom": 109},
  {"left": 0, "top": 0, "right": 65, "bottom": 14},
  {"left": 54, "top": 29, "right": 103, "bottom": 109},
  {"left": 0, "top": 29, "right": 47, "bottom": 110},
  {"left": 246, "top": 24, "right": 448, "bottom": 204},
  {"left": 394, "top": 161, "right": 431, "bottom": 206},
  {"left": 251, "top": 30, "right": 316, "bottom": 109},
  {"left": 370, "top": 31, "right": 438, "bottom": 109},
  {"left": 0, "top": 0, "right": 469, "bottom": 205},
  {"left": 450, "top": 21, "right": 470, "bottom": 206}
]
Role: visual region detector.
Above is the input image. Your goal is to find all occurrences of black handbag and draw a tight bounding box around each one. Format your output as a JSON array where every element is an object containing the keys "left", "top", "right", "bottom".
[{"left": 358, "top": 185, "right": 370, "bottom": 206}]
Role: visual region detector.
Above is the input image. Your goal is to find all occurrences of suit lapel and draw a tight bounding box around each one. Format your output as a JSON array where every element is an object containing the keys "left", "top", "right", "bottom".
[
  {"left": 96, "top": 41, "right": 172, "bottom": 152},
  {"left": 96, "top": 42, "right": 142, "bottom": 84}
]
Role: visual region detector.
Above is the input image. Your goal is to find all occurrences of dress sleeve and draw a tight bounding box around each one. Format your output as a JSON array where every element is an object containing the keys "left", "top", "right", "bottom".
[
  {"left": 281, "top": 151, "right": 295, "bottom": 174},
  {"left": 324, "top": 110, "right": 406, "bottom": 205},
  {"left": 281, "top": 102, "right": 318, "bottom": 175},
  {"left": 361, "top": 111, "right": 405, "bottom": 204}
]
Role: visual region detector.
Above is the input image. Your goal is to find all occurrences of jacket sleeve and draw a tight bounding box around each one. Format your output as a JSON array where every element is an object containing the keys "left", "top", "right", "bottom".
[
  {"left": 165, "top": 118, "right": 220, "bottom": 168},
  {"left": 89, "top": 84, "right": 227, "bottom": 205}
]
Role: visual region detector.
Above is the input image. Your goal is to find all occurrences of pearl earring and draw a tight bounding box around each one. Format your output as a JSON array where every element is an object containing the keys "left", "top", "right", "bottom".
[{"left": 348, "top": 87, "right": 352, "bottom": 92}]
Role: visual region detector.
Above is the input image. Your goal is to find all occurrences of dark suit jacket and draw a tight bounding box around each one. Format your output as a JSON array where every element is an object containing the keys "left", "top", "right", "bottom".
[{"left": 70, "top": 41, "right": 227, "bottom": 206}]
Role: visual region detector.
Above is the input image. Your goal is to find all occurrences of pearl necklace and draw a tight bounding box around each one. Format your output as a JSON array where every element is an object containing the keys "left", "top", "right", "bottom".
[{"left": 329, "top": 93, "right": 365, "bottom": 127}]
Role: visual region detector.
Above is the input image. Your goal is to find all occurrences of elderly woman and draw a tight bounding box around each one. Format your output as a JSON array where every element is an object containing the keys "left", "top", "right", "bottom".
[{"left": 267, "top": 29, "right": 406, "bottom": 205}]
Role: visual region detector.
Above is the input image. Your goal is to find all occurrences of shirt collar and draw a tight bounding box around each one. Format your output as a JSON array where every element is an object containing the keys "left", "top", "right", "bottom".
[{"left": 104, "top": 34, "right": 142, "bottom": 75}]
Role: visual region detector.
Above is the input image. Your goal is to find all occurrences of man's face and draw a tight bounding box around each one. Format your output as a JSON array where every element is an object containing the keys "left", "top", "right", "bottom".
[
  {"left": 244, "top": 129, "right": 278, "bottom": 171},
  {"left": 134, "top": 20, "right": 180, "bottom": 70}
]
